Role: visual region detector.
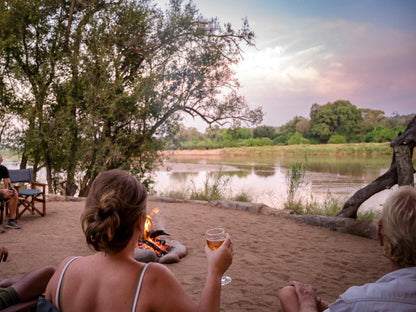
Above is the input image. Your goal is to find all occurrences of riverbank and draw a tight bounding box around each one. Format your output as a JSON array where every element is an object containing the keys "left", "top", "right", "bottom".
[
  {"left": 163, "top": 142, "right": 393, "bottom": 156},
  {"left": 0, "top": 196, "right": 390, "bottom": 311}
]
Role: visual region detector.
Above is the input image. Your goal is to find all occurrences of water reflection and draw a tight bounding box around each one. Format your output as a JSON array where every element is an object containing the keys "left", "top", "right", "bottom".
[{"left": 154, "top": 153, "right": 408, "bottom": 211}]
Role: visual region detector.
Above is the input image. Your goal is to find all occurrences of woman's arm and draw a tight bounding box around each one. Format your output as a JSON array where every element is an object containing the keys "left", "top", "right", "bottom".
[
  {"left": 142, "top": 233, "right": 233, "bottom": 312},
  {"left": 198, "top": 233, "right": 233, "bottom": 312}
]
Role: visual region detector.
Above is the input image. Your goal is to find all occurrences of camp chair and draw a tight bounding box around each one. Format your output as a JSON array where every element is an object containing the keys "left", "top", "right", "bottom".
[{"left": 8, "top": 168, "right": 46, "bottom": 218}]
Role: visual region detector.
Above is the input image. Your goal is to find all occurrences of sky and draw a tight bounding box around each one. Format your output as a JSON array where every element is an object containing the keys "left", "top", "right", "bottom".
[{"left": 161, "top": 0, "right": 416, "bottom": 130}]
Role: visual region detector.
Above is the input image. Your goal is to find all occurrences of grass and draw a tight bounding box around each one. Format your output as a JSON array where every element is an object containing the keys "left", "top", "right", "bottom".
[
  {"left": 222, "top": 142, "right": 392, "bottom": 156},
  {"left": 284, "top": 160, "right": 306, "bottom": 212},
  {"left": 283, "top": 159, "right": 381, "bottom": 221}
]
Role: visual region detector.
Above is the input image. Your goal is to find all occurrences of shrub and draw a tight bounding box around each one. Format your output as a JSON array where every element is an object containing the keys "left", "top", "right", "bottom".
[
  {"left": 328, "top": 134, "right": 347, "bottom": 144},
  {"left": 288, "top": 132, "right": 310, "bottom": 145}
]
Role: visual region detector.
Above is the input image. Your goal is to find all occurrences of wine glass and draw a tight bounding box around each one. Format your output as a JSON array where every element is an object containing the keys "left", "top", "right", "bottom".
[{"left": 206, "top": 227, "right": 232, "bottom": 286}]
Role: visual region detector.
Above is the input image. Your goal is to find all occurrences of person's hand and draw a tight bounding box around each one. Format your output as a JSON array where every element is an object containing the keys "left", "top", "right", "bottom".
[
  {"left": 0, "top": 189, "right": 15, "bottom": 199},
  {"left": 204, "top": 232, "right": 233, "bottom": 276},
  {"left": 290, "top": 281, "right": 319, "bottom": 311},
  {"left": 0, "top": 246, "right": 9, "bottom": 262}
]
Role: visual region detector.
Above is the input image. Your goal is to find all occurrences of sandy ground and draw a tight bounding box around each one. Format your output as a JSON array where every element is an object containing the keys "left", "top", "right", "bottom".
[{"left": 0, "top": 197, "right": 390, "bottom": 311}]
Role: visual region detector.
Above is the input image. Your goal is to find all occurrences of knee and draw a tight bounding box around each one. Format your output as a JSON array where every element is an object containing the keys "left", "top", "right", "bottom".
[{"left": 41, "top": 266, "right": 56, "bottom": 279}]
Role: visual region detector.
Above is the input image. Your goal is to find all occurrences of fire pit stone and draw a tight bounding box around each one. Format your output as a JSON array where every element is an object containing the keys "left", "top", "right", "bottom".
[{"left": 134, "top": 237, "right": 187, "bottom": 264}]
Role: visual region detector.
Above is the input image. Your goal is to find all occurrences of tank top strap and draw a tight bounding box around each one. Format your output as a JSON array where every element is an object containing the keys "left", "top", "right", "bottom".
[
  {"left": 55, "top": 256, "right": 81, "bottom": 310},
  {"left": 131, "top": 263, "right": 151, "bottom": 312}
]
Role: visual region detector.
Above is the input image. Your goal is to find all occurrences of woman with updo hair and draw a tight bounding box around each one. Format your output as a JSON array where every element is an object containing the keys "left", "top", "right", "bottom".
[{"left": 40, "top": 169, "right": 233, "bottom": 312}]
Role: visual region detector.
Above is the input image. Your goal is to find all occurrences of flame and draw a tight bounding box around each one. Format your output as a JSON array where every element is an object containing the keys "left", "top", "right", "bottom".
[
  {"left": 143, "top": 208, "right": 160, "bottom": 240},
  {"left": 137, "top": 207, "right": 170, "bottom": 256}
]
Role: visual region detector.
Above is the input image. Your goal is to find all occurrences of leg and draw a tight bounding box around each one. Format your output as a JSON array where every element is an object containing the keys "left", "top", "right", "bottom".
[
  {"left": 9, "top": 265, "right": 55, "bottom": 302},
  {"left": 7, "top": 192, "right": 18, "bottom": 220},
  {"left": 279, "top": 285, "right": 300, "bottom": 312}
]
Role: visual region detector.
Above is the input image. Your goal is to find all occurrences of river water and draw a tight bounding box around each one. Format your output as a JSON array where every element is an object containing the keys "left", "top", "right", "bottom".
[
  {"left": 153, "top": 153, "right": 414, "bottom": 211},
  {"left": 4, "top": 153, "right": 414, "bottom": 212}
]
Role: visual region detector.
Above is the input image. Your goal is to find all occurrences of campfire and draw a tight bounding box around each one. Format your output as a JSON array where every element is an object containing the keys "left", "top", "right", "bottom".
[{"left": 134, "top": 208, "right": 187, "bottom": 264}]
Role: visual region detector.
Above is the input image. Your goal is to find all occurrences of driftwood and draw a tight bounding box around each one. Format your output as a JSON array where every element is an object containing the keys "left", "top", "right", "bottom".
[
  {"left": 286, "top": 214, "right": 378, "bottom": 239},
  {"left": 337, "top": 116, "right": 416, "bottom": 218}
]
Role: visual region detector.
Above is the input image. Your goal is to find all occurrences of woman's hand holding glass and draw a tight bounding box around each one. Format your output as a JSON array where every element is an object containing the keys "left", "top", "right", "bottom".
[{"left": 205, "top": 229, "right": 233, "bottom": 285}]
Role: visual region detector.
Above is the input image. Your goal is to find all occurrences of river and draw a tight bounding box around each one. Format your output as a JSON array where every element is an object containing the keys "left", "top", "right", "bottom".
[
  {"left": 153, "top": 152, "right": 413, "bottom": 212},
  {"left": 3, "top": 152, "right": 414, "bottom": 212}
]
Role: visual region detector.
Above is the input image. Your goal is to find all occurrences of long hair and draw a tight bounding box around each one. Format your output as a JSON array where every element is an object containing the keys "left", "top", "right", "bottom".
[{"left": 81, "top": 169, "right": 147, "bottom": 254}]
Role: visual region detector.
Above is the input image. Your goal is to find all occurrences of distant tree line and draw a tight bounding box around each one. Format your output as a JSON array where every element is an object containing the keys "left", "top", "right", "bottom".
[{"left": 165, "top": 100, "right": 415, "bottom": 150}]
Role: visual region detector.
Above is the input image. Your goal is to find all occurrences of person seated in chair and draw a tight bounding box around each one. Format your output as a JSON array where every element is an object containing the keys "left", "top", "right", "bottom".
[
  {"left": 0, "top": 154, "right": 20, "bottom": 231},
  {"left": 279, "top": 185, "right": 416, "bottom": 312},
  {"left": 0, "top": 245, "right": 56, "bottom": 309}
]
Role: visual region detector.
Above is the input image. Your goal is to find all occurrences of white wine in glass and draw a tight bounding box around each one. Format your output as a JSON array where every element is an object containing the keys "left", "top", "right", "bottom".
[{"left": 206, "top": 227, "right": 232, "bottom": 286}]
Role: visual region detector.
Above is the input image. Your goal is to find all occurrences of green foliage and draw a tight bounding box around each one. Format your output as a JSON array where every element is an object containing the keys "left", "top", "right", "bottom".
[
  {"left": 327, "top": 134, "right": 347, "bottom": 144},
  {"left": 273, "top": 134, "right": 288, "bottom": 145},
  {"left": 0, "top": 0, "right": 262, "bottom": 195},
  {"left": 233, "top": 192, "right": 251, "bottom": 202},
  {"left": 284, "top": 160, "right": 306, "bottom": 212},
  {"left": 303, "top": 192, "right": 343, "bottom": 216},
  {"left": 223, "top": 127, "right": 251, "bottom": 140},
  {"left": 361, "top": 109, "right": 386, "bottom": 130},
  {"left": 357, "top": 209, "right": 381, "bottom": 221},
  {"left": 288, "top": 132, "right": 310, "bottom": 145},
  {"left": 310, "top": 100, "right": 364, "bottom": 143},
  {"left": 190, "top": 168, "right": 231, "bottom": 201},
  {"left": 252, "top": 126, "right": 277, "bottom": 139},
  {"left": 364, "top": 126, "right": 405, "bottom": 143}
]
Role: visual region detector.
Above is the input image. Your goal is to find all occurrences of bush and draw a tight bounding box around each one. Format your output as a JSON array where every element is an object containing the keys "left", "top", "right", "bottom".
[
  {"left": 273, "top": 134, "right": 288, "bottom": 145},
  {"left": 288, "top": 132, "right": 310, "bottom": 145},
  {"left": 328, "top": 134, "right": 347, "bottom": 144},
  {"left": 364, "top": 126, "right": 405, "bottom": 143}
]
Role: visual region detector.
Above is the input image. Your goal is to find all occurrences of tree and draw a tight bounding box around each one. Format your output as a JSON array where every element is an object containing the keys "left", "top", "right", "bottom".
[
  {"left": 277, "top": 116, "right": 307, "bottom": 142},
  {"left": 252, "top": 125, "right": 277, "bottom": 139},
  {"left": 0, "top": 0, "right": 263, "bottom": 196},
  {"left": 0, "top": 0, "right": 72, "bottom": 188},
  {"left": 361, "top": 108, "right": 386, "bottom": 131},
  {"left": 337, "top": 115, "right": 416, "bottom": 218},
  {"left": 222, "top": 127, "right": 251, "bottom": 141},
  {"left": 310, "top": 100, "right": 364, "bottom": 143}
]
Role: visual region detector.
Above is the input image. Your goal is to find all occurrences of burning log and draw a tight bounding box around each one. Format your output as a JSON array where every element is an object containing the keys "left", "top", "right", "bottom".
[
  {"left": 134, "top": 207, "right": 187, "bottom": 264},
  {"left": 141, "top": 239, "right": 170, "bottom": 256}
]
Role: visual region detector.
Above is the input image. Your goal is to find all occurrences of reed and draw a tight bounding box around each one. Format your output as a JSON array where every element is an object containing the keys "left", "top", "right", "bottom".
[{"left": 189, "top": 167, "right": 231, "bottom": 201}]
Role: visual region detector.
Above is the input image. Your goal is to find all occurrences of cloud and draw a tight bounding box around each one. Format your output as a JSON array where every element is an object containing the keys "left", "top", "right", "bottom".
[{"left": 234, "top": 16, "right": 416, "bottom": 126}]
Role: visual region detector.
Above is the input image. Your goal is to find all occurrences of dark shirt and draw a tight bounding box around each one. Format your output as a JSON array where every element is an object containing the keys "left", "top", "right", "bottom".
[
  {"left": 0, "top": 165, "right": 10, "bottom": 201},
  {"left": 0, "top": 165, "right": 9, "bottom": 181}
]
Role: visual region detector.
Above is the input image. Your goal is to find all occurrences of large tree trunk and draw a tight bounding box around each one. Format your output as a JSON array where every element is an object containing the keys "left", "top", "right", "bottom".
[{"left": 337, "top": 116, "right": 416, "bottom": 218}]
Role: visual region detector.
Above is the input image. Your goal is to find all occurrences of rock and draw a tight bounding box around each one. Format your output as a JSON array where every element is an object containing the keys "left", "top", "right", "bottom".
[
  {"left": 134, "top": 248, "right": 158, "bottom": 263},
  {"left": 159, "top": 252, "right": 180, "bottom": 264},
  {"left": 210, "top": 200, "right": 263, "bottom": 213},
  {"left": 168, "top": 240, "right": 187, "bottom": 258}
]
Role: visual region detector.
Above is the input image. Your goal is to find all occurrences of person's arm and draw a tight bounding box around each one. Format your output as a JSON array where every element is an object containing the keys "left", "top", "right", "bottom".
[
  {"left": 198, "top": 233, "right": 233, "bottom": 311},
  {"left": 44, "top": 256, "right": 74, "bottom": 303},
  {"left": 3, "top": 177, "right": 12, "bottom": 189},
  {"left": 142, "top": 233, "right": 233, "bottom": 312}
]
